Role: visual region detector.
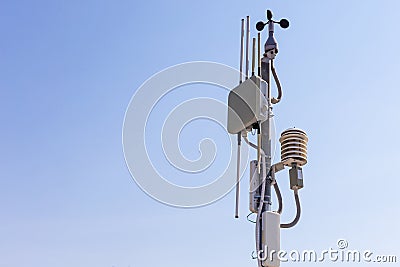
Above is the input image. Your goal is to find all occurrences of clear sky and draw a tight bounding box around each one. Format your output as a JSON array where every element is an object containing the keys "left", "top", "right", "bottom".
[{"left": 1, "top": 0, "right": 399, "bottom": 266}]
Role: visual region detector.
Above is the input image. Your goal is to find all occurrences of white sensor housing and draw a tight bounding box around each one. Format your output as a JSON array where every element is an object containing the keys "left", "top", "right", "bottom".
[
  {"left": 279, "top": 128, "right": 308, "bottom": 166},
  {"left": 262, "top": 211, "right": 281, "bottom": 267}
]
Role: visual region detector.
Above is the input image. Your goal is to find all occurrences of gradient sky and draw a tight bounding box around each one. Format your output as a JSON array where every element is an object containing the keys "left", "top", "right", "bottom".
[{"left": 1, "top": 0, "right": 400, "bottom": 266}]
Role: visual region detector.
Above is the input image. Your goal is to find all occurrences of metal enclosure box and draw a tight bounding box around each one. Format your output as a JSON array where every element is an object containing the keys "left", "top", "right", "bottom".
[
  {"left": 262, "top": 211, "right": 281, "bottom": 267},
  {"left": 289, "top": 166, "right": 304, "bottom": 189},
  {"left": 227, "top": 76, "right": 268, "bottom": 134},
  {"left": 249, "top": 160, "right": 261, "bottom": 213}
]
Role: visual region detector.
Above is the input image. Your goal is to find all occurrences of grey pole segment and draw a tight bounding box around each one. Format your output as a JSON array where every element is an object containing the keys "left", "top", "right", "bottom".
[
  {"left": 259, "top": 16, "right": 279, "bottom": 213},
  {"left": 260, "top": 57, "right": 272, "bottom": 212}
]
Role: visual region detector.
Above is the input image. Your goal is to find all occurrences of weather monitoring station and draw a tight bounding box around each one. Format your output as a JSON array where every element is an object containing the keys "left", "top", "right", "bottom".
[{"left": 227, "top": 9, "right": 309, "bottom": 267}]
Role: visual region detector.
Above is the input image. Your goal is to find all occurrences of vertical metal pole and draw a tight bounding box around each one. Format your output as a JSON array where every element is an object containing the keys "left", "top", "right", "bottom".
[
  {"left": 235, "top": 18, "right": 245, "bottom": 219},
  {"left": 239, "top": 19, "right": 244, "bottom": 84},
  {"left": 245, "top": 16, "right": 250, "bottom": 79},
  {"left": 256, "top": 34, "right": 262, "bottom": 176},
  {"left": 257, "top": 33, "right": 261, "bottom": 76},
  {"left": 252, "top": 38, "right": 256, "bottom": 76},
  {"left": 235, "top": 134, "right": 241, "bottom": 218},
  {"left": 257, "top": 130, "right": 261, "bottom": 174},
  {"left": 261, "top": 57, "right": 272, "bottom": 212}
]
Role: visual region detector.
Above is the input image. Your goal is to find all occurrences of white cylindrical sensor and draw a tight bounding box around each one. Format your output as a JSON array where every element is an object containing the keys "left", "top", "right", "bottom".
[
  {"left": 262, "top": 211, "right": 281, "bottom": 267},
  {"left": 279, "top": 128, "right": 308, "bottom": 166}
]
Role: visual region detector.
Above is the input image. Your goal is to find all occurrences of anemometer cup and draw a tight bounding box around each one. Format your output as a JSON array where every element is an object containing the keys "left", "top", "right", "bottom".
[{"left": 279, "top": 19, "right": 289, "bottom": 29}]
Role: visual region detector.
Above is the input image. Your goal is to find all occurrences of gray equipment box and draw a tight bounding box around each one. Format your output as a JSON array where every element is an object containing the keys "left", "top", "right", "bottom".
[{"left": 227, "top": 76, "right": 268, "bottom": 134}]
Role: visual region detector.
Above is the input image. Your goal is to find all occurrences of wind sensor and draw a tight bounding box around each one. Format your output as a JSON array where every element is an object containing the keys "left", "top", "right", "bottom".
[{"left": 227, "top": 10, "right": 309, "bottom": 267}]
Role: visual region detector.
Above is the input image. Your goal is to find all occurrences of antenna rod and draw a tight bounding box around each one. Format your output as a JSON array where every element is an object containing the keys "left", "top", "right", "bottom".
[
  {"left": 252, "top": 38, "right": 256, "bottom": 76},
  {"left": 245, "top": 16, "right": 250, "bottom": 79},
  {"left": 235, "top": 134, "right": 241, "bottom": 218},
  {"left": 258, "top": 32, "right": 261, "bottom": 76},
  {"left": 257, "top": 130, "right": 261, "bottom": 174},
  {"left": 239, "top": 19, "right": 244, "bottom": 83},
  {"left": 235, "top": 18, "right": 245, "bottom": 218}
]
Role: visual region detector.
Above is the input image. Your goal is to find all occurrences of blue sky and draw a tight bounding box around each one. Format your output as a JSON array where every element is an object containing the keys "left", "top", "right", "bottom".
[{"left": 1, "top": 0, "right": 400, "bottom": 266}]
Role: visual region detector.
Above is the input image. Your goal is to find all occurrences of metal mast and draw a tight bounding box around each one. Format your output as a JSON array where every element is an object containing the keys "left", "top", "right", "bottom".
[{"left": 227, "top": 9, "right": 309, "bottom": 267}]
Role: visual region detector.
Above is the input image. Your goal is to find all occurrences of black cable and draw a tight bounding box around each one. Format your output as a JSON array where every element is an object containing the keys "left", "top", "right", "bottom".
[
  {"left": 280, "top": 188, "right": 301, "bottom": 229},
  {"left": 273, "top": 182, "right": 283, "bottom": 214},
  {"left": 247, "top": 213, "right": 256, "bottom": 223},
  {"left": 271, "top": 60, "right": 282, "bottom": 104}
]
